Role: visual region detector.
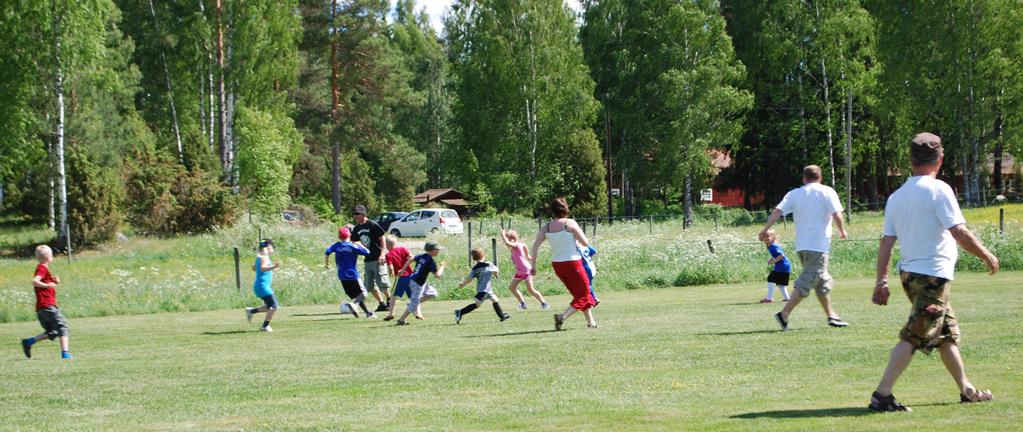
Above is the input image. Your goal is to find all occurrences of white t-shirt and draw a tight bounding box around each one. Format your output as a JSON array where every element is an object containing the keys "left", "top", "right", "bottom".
[
  {"left": 776, "top": 182, "right": 844, "bottom": 253},
  {"left": 883, "top": 176, "right": 966, "bottom": 280}
]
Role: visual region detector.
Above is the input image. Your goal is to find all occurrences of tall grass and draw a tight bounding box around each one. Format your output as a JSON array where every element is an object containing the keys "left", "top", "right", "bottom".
[{"left": 1, "top": 205, "right": 1020, "bottom": 322}]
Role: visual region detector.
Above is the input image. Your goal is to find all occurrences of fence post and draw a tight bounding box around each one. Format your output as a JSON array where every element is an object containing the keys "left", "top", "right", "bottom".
[
  {"left": 1000, "top": 208, "right": 1005, "bottom": 236},
  {"left": 491, "top": 238, "right": 498, "bottom": 269},
  {"left": 468, "top": 222, "right": 473, "bottom": 266},
  {"left": 706, "top": 239, "right": 715, "bottom": 254},
  {"left": 233, "top": 247, "right": 241, "bottom": 295},
  {"left": 649, "top": 215, "right": 653, "bottom": 234}
]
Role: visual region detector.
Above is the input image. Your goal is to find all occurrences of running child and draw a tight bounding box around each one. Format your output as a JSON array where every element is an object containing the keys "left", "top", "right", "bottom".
[
  {"left": 759, "top": 229, "right": 791, "bottom": 303},
  {"left": 579, "top": 244, "right": 599, "bottom": 306},
  {"left": 244, "top": 239, "right": 279, "bottom": 332},
  {"left": 383, "top": 235, "right": 413, "bottom": 321},
  {"left": 395, "top": 241, "right": 446, "bottom": 326},
  {"left": 325, "top": 228, "right": 376, "bottom": 318},
  {"left": 500, "top": 229, "right": 549, "bottom": 310},
  {"left": 20, "top": 245, "right": 72, "bottom": 359},
  {"left": 454, "top": 248, "right": 510, "bottom": 324}
]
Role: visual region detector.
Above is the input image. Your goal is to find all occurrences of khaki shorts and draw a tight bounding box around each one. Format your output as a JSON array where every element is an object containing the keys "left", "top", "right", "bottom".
[
  {"left": 898, "top": 272, "right": 960, "bottom": 355},
  {"left": 363, "top": 260, "right": 392, "bottom": 293},
  {"left": 793, "top": 251, "right": 833, "bottom": 297}
]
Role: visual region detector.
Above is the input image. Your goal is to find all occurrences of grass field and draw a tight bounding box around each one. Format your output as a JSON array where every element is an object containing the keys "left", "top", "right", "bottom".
[{"left": 1, "top": 273, "right": 1021, "bottom": 431}]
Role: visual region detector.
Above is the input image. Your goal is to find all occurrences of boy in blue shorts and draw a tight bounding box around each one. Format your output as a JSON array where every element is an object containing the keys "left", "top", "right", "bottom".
[
  {"left": 325, "top": 227, "right": 376, "bottom": 318},
  {"left": 20, "top": 245, "right": 72, "bottom": 359},
  {"left": 454, "top": 248, "right": 510, "bottom": 324},
  {"left": 759, "top": 229, "right": 791, "bottom": 303},
  {"left": 245, "top": 239, "right": 279, "bottom": 332},
  {"left": 579, "top": 245, "right": 599, "bottom": 306},
  {"left": 395, "top": 241, "right": 446, "bottom": 326}
]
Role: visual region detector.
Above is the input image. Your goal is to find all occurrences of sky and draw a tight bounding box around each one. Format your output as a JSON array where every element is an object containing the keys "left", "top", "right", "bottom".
[{"left": 392, "top": 0, "right": 584, "bottom": 35}]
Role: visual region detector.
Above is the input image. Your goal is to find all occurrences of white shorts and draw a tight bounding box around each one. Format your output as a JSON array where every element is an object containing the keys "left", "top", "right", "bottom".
[{"left": 406, "top": 280, "right": 437, "bottom": 313}]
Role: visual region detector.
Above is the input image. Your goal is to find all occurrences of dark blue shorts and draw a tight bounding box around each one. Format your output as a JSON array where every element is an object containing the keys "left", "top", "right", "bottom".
[
  {"left": 260, "top": 294, "right": 279, "bottom": 309},
  {"left": 393, "top": 276, "right": 412, "bottom": 298}
]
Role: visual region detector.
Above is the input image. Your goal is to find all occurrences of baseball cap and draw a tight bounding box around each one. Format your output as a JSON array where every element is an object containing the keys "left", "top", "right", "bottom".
[
  {"left": 338, "top": 227, "right": 351, "bottom": 239},
  {"left": 352, "top": 205, "right": 368, "bottom": 215},
  {"left": 259, "top": 239, "right": 274, "bottom": 248},
  {"left": 424, "top": 241, "right": 444, "bottom": 252}
]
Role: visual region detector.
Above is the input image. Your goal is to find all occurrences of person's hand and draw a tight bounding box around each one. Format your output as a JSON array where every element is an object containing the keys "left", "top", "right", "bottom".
[
  {"left": 53, "top": 276, "right": 61, "bottom": 284},
  {"left": 530, "top": 268, "right": 537, "bottom": 276},
  {"left": 839, "top": 229, "right": 848, "bottom": 240},
  {"left": 984, "top": 253, "right": 1000, "bottom": 275},
  {"left": 757, "top": 230, "right": 768, "bottom": 242},
  {"left": 872, "top": 280, "right": 890, "bottom": 306},
  {"left": 767, "top": 258, "right": 774, "bottom": 265}
]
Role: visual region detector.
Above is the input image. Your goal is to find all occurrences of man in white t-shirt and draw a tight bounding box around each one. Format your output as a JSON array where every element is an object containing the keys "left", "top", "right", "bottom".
[
  {"left": 867, "top": 133, "right": 998, "bottom": 412},
  {"left": 759, "top": 165, "right": 849, "bottom": 330}
]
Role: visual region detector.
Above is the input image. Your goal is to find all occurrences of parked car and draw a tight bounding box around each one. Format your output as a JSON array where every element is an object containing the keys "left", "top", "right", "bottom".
[
  {"left": 372, "top": 212, "right": 408, "bottom": 232},
  {"left": 388, "top": 208, "right": 464, "bottom": 237}
]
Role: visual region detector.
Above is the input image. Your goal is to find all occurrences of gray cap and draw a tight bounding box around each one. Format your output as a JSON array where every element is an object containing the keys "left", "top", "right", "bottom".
[
  {"left": 352, "top": 205, "right": 368, "bottom": 215},
  {"left": 424, "top": 241, "right": 444, "bottom": 252}
]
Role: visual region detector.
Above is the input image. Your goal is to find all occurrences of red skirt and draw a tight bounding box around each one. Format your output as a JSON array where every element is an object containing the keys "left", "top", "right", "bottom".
[{"left": 552, "top": 260, "right": 596, "bottom": 311}]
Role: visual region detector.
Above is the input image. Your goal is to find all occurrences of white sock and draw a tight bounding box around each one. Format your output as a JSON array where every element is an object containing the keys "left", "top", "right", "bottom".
[
  {"left": 766, "top": 282, "right": 776, "bottom": 299},
  {"left": 779, "top": 285, "right": 790, "bottom": 300}
]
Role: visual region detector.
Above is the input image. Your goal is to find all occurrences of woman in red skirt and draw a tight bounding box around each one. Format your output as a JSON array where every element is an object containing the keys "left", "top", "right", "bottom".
[{"left": 530, "top": 197, "right": 598, "bottom": 330}]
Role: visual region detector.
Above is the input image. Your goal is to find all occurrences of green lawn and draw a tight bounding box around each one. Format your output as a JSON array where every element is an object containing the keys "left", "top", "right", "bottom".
[{"left": 1, "top": 273, "right": 1020, "bottom": 431}]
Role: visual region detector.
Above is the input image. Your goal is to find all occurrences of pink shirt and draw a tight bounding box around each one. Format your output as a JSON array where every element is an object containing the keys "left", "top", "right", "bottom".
[{"left": 510, "top": 244, "right": 532, "bottom": 275}]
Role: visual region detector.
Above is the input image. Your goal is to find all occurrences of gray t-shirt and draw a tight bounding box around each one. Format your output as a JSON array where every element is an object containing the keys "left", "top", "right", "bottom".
[{"left": 465, "top": 261, "right": 499, "bottom": 294}]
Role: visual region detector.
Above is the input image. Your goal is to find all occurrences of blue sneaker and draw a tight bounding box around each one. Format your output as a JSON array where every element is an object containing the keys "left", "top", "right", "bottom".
[
  {"left": 20, "top": 338, "right": 33, "bottom": 359},
  {"left": 61, "top": 351, "right": 72, "bottom": 360}
]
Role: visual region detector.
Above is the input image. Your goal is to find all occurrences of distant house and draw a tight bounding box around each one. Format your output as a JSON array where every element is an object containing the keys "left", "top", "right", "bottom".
[
  {"left": 413, "top": 188, "right": 470, "bottom": 216},
  {"left": 708, "top": 148, "right": 764, "bottom": 207}
]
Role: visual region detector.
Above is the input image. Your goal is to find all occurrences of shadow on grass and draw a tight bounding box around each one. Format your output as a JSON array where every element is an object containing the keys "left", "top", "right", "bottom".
[
  {"left": 201, "top": 330, "right": 252, "bottom": 336},
  {"left": 699, "top": 329, "right": 794, "bottom": 336},
  {"left": 463, "top": 329, "right": 560, "bottom": 338},
  {"left": 289, "top": 312, "right": 342, "bottom": 317},
  {"left": 732, "top": 407, "right": 872, "bottom": 419}
]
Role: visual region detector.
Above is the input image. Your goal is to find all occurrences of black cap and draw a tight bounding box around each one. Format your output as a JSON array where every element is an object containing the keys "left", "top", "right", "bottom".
[
  {"left": 352, "top": 205, "right": 368, "bottom": 215},
  {"left": 259, "top": 239, "right": 274, "bottom": 248}
]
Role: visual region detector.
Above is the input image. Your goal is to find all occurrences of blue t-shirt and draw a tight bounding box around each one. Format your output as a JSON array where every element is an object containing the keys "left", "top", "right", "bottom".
[
  {"left": 768, "top": 242, "right": 791, "bottom": 273},
  {"left": 253, "top": 256, "right": 274, "bottom": 297},
  {"left": 325, "top": 241, "right": 369, "bottom": 281},
  {"left": 579, "top": 245, "right": 597, "bottom": 281},
  {"left": 410, "top": 253, "right": 437, "bottom": 285}
]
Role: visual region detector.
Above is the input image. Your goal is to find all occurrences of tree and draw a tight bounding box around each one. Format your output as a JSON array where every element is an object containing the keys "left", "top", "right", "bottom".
[{"left": 236, "top": 107, "right": 303, "bottom": 216}]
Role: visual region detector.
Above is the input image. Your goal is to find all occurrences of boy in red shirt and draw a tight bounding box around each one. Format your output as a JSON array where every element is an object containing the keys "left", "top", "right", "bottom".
[
  {"left": 382, "top": 235, "right": 413, "bottom": 321},
  {"left": 20, "top": 245, "right": 72, "bottom": 359}
]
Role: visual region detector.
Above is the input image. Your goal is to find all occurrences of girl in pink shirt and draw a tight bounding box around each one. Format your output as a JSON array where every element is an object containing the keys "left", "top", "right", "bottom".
[{"left": 501, "top": 229, "right": 549, "bottom": 310}]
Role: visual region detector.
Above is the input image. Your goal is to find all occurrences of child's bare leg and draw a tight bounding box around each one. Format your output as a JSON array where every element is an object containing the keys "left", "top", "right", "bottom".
[
  {"left": 508, "top": 279, "right": 526, "bottom": 304},
  {"left": 32, "top": 332, "right": 49, "bottom": 342},
  {"left": 559, "top": 305, "right": 577, "bottom": 321},
  {"left": 582, "top": 309, "right": 596, "bottom": 327},
  {"left": 386, "top": 296, "right": 398, "bottom": 317},
  {"left": 264, "top": 308, "right": 277, "bottom": 322},
  {"left": 59, "top": 336, "right": 69, "bottom": 352},
  {"left": 525, "top": 278, "right": 546, "bottom": 304}
]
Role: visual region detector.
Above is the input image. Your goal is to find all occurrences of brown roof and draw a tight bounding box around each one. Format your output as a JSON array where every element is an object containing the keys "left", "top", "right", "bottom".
[{"left": 413, "top": 188, "right": 464, "bottom": 203}]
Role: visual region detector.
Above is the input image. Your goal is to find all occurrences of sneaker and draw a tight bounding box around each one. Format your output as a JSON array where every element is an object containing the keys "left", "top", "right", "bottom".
[
  {"left": 518, "top": 302, "right": 528, "bottom": 311},
  {"left": 455, "top": 309, "right": 462, "bottom": 324},
  {"left": 759, "top": 298, "right": 774, "bottom": 304},
  {"left": 414, "top": 314, "right": 425, "bottom": 321},
  {"left": 540, "top": 303, "right": 551, "bottom": 310},
  {"left": 383, "top": 315, "right": 394, "bottom": 321},
  {"left": 396, "top": 320, "right": 408, "bottom": 326},
  {"left": 61, "top": 351, "right": 73, "bottom": 360},
  {"left": 828, "top": 317, "right": 849, "bottom": 327},
  {"left": 375, "top": 303, "right": 389, "bottom": 312},
  {"left": 868, "top": 391, "right": 911, "bottom": 412},
  {"left": 554, "top": 314, "right": 564, "bottom": 331},
  {"left": 367, "top": 313, "right": 378, "bottom": 319},
  {"left": 260, "top": 326, "right": 273, "bottom": 333},
  {"left": 245, "top": 308, "right": 254, "bottom": 323},
  {"left": 500, "top": 313, "right": 511, "bottom": 322},
  {"left": 774, "top": 311, "right": 788, "bottom": 331},
  {"left": 20, "top": 339, "right": 32, "bottom": 359}
]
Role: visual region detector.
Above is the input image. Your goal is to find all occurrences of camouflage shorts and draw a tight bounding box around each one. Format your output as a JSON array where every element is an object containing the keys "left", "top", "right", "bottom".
[{"left": 898, "top": 272, "right": 960, "bottom": 355}]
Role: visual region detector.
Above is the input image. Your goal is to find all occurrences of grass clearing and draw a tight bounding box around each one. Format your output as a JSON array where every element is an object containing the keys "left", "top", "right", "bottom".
[{"left": 0, "top": 273, "right": 1020, "bottom": 431}]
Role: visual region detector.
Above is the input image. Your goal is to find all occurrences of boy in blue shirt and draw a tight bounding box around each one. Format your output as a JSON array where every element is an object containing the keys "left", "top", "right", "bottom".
[
  {"left": 579, "top": 245, "right": 599, "bottom": 307},
  {"left": 395, "top": 241, "right": 446, "bottom": 326},
  {"left": 324, "top": 228, "right": 376, "bottom": 318},
  {"left": 454, "top": 248, "right": 509, "bottom": 324},
  {"left": 245, "top": 239, "right": 279, "bottom": 332},
  {"left": 760, "top": 229, "right": 791, "bottom": 303}
]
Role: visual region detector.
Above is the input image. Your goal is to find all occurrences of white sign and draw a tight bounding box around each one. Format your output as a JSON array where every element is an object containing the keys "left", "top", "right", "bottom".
[
  {"left": 700, "top": 189, "right": 713, "bottom": 202},
  {"left": 611, "top": 188, "right": 622, "bottom": 197}
]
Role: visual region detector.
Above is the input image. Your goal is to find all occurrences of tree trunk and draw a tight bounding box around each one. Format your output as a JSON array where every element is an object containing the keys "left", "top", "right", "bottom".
[
  {"left": 845, "top": 91, "right": 853, "bottom": 217},
  {"left": 814, "top": 3, "right": 835, "bottom": 187},
  {"left": 604, "top": 94, "right": 613, "bottom": 221},
  {"left": 215, "top": 0, "right": 230, "bottom": 183},
  {"left": 683, "top": 176, "right": 693, "bottom": 228},
  {"left": 526, "top": 21, "right": 539, "bottom": 183},
  {"left": 329, "top": 0, "right": 341, "bottom": 215},
  {"left": 148, "top": 0, "right": 184, "bottom": 164},
  {"left": 53, "top": 2, "right": 69, "bottom": 247},
  {"left": 993, "top": 113, "right": 1004, "bottom": 192},
  {"left": 46, "top": 141, "right": 55, "bottom": 230}
]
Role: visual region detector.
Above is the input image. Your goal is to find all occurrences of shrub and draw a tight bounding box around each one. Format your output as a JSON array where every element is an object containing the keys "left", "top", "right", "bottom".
[
  {"left": 236, "top": 107, "right": 302, "bottom": 217},
  {"left": 66, "top": 144, "right": 123, "bottom": 246}
]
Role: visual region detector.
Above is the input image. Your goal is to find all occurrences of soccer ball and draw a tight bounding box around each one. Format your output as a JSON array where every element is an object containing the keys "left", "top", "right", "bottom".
[{"left": 340, "top": 303, "right": 353, "bottom": 315}]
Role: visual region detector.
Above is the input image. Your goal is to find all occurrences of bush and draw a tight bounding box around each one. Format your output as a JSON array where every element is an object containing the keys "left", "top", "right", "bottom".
[
  {"left": 236, "top": 107, "right": 302, "bottom": 217},
  {"left": 123, "top": 145, "right": 239, "bottom": 236},
  {"left": 66, "top": 144, "right": 123, "bottom": 246}
]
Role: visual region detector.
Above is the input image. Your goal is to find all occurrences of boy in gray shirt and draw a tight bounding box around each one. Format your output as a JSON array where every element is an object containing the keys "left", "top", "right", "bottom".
[{"left": 454, "top": 248, "right": 510, "bottom": 324}]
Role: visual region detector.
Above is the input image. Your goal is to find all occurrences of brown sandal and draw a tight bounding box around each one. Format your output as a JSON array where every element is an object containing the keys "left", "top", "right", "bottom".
[{"left": 960, "top": 388, "right": 994, "bottom": 403}]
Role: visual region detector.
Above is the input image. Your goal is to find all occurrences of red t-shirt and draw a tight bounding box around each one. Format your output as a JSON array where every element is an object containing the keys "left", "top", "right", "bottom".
[
  {"left": 386, "top": 246, "right": 414, "bottom": 277},
  {"left": 34, "top": 263, "right": 57, "bottom": 311}
]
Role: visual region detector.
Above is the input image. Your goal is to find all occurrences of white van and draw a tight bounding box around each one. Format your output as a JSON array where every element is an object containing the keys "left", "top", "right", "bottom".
[{"left": 388, "top": 208, "right": 464, "bottom": 237}]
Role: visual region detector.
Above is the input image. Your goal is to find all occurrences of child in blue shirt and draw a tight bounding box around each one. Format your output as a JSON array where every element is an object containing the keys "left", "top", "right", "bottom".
[
  {"left": 579, "top": 245, "right": 599, "bottom": 306},
  {"left": 324, "top": 227, "right": 375, "bottom": 318},
  {"left": 760, "top": 229, "right": 791, "bottom": 303},
  {"left": 454, "top": 248, "right": 509, "bottom": 324},
  {"left": 245, "top": 239, "right": 279, "bottom": 332},
  {"left": 395, "top": 241, "right": 446, "bottom": 326}
]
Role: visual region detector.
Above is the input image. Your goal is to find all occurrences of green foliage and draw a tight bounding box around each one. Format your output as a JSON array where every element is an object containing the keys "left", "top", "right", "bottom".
[
  {"left": 236, "top": 107, "right": 302, "bottom": 216},
  {"left": 123, "top": 144, "right": 239, "bottom": 235},
  {"left": 65, "top": 145, "right": 123, "bottom": 246}
]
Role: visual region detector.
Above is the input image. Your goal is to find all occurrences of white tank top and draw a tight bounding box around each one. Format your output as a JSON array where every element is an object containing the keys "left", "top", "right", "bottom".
[{"left": 545, "top": 222, "right": 581, "bottom": 262}]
